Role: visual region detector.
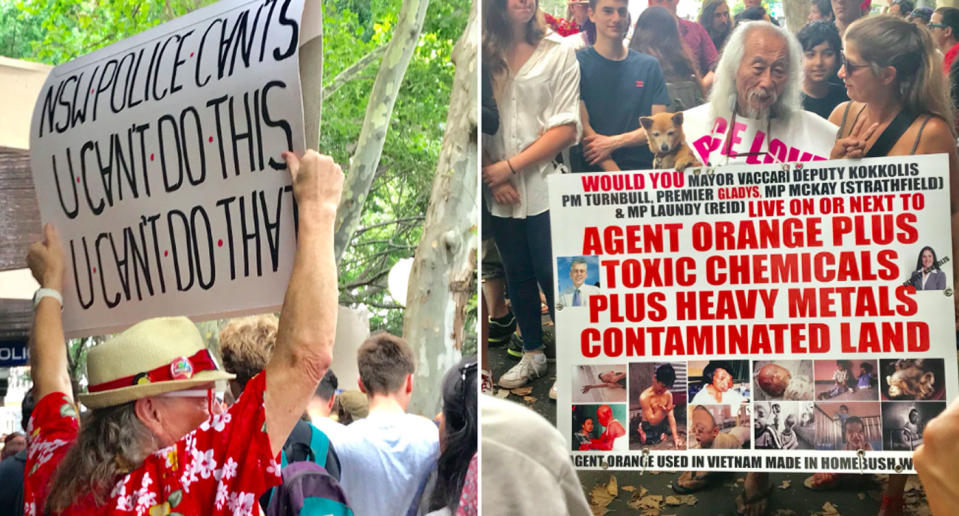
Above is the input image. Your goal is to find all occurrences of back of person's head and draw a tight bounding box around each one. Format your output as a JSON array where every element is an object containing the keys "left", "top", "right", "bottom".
[
  {"left": 846, "top": 15, "right": 954, "bottom": 135},
  {"left": 315, "top": 369, "right": 338, "bottom": 401},
  {"left": 908, "top": 6, "right": 933, "bottom": 25},
  {"left": 709, "top": 21, "right": 803, "bottom": 122},
  {"left": 357, "top": 331, "right": 416, "bottom": 396},
  {"left": 337, "top": 390, "right": 370, "bottom": 422},
  {"left": 430, "top": 357, "right": 478, "bottom": 512},
  {"left": 891, "top": 0, "right": 915, "bottom": 16},
  {"left": 797, "top": 20, "right": 842, "bottom": 53},
  {"left": 629, "top": 6, "right": 700, "bottom": 81},
  {"left": 811, "top": 0, "right": 834, "bottom": 20},
  {"left": 655, "top": 363, "right": 677, "bottom": 388},
  {"left": 219, "top": 314, "right": 279, "bottom": 390},
  {"left": 21, "top": 387, "right": 35, "bottom": 432},
  {"left": 483, "top": 0, "right": 545, "bottom": 89},
  {"left": 735, "top": 6, "right": 767, "bottom": 23},
  {"left": 936, "top": 7, "right": 959, "bottom": 42}
]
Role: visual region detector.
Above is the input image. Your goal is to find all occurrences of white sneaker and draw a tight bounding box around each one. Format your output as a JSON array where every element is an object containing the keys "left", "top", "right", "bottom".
[
  {"left": 498, "top": 352, "right": 547, "bottom": 389},
  {"left": 549, "top": 381, "right": 557, "bottom": 400}
]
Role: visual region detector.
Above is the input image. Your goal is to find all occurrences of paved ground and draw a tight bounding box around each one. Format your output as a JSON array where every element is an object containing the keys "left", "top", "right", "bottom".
[{"left": 488, "top": 338, "right": 930, "bottom": 516}]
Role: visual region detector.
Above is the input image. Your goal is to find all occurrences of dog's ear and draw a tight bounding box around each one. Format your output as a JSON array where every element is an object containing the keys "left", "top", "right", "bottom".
[
  {"left": 639, "top": 117, "right": 653, "bottom": 131},
  {"left": 671, "top": 111, "right": 684, "bottom": 126}
]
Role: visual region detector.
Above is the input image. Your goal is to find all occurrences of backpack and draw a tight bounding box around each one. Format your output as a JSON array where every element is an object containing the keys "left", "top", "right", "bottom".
[
  {"left": 664, "top": 77, "right": 706, "bottom": 113},
  {"left": 265, "top": 462, "right": 353, "bottom": 516},
  {"left": 263, "top": 420, "right": 353, "bottom": 516}
]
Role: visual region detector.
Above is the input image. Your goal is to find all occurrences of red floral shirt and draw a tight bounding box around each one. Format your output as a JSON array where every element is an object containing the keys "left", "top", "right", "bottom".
[
  {"left": 544, "top": 13, "right": 581, "bottom": 38},
  {"left": 24, "top": 372, "right": 280, "bottom": 516}
]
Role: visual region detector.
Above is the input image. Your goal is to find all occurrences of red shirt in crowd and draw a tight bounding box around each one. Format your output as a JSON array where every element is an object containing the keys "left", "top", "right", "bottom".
[
  {"left": 679, "top": 18, "right": 719, "bottom": 75},
  {"left": 944, "top": 42, "right": 959, "bottom": 75},
  {"left": 24, "top": 372, "right": 280, "bottom": 516}
]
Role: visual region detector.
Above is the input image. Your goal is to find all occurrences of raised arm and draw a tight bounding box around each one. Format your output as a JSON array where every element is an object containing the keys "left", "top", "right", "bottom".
[
  {"left": 264, "top": 150, "right": 343, "bottom": 455},
  {"left": 26, "top": 223, "right": 72, "bottom": 403}
]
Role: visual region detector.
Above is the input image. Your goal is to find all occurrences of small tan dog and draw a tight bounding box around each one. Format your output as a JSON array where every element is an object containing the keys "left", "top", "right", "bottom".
[{"left": 639, "top": 111, "right": 701, "bottom": 170}]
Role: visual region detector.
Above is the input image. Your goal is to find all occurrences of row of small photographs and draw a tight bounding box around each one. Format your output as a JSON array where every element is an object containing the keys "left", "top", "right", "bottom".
[
  {"left": 570, "top": 360, "right": 948, "bottom": 452},
  {"left": 571, "top": 399, "right": 947, "bottom": 453},
  {"left": 571, "top": 359, "right": 947, "bottom": 406}
]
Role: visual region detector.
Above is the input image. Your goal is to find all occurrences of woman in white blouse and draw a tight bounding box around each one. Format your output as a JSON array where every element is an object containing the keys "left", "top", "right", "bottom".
[{"left": 482, "top": 0, "right": 581, "bottom": 391}]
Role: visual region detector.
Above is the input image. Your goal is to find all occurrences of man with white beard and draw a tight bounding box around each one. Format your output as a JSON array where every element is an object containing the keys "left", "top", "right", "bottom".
[
  {"left": 674, "top": 22, "right": 838, "bottom": 516},
  {"left": 682, "top": 22, "right": 837, "bottom": 167}
]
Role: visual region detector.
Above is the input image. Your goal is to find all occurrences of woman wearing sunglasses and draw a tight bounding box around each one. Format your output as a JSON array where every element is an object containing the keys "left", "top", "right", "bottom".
[{"left": 814, "top": 15, "right": 959, "bottom": 516}]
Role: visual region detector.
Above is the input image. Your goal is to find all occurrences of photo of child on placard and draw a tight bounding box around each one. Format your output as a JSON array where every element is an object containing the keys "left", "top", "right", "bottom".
[
  {"left": 628, "top": 362, "right": 686, "bottom": 450},
  {"left": 687, "top": 404, "right": 750, "bottom": 450},
  {"left": 556, "top": 255, "right": 601, "bottom": 309},
  {"left": 754, "top": 401, "right": 816, "bottom": 450},
  {"left": 814, "top": 402, "right": 882, "bottom": 451},
  {"left": 882, "top": 402, "right": 947, "bottom": 451},
  {"left": 879, "top": 359, "right": 946, "bottom": 401},
  {"left": 814, "top": 360, "right": 879, "bottom": 401},
  {"left": 573, "top": 364, "right": 627, "bottom": 403},
  {"left": 753, "top": 360, "right": 814, "bottom": 401},
  {"left": 688, "top": 360, "right": 750, "bottom": 406},
  {"left": 571, "top": 404, "right": 628, "bottom": 451}
]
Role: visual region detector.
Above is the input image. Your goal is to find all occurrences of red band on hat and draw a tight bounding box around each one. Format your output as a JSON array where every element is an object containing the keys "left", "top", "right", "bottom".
[{"left": 87, "top": 349, "right": 219, "bottom": 394}]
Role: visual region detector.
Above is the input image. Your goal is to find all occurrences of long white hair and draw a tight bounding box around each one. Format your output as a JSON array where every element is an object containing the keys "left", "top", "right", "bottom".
[{"left": 709, "top": 21, "right": 804, "bottom": 122}]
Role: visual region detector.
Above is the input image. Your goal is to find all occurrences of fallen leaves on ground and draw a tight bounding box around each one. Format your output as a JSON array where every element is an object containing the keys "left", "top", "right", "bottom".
[
  {"left": 779, "top": 480, "right": 791, "bottom": 490},
  {"left": 664, "top": 494, "right": 697, "bottom": 506},
  {"left": 492, "top": 389, "right": 509, "bottom": 398},
  {"left": 818, "top": 501, "right": 840, "bottom": 515},
  {"left": 857, "top": 492, "right": 866, "bottom": 500},
  {"left": 588, "top": 475, "right": 618, "bottom": 515},
  {"left": 510, "top": 386, "right": 533, "bottom": 396},
  {"left": 621, "top": 485, "right": 635, "bottom": 492},
  {"left": 773, "top": 510, "right": 798, "bottom": 516},
  {"left": 522, "top": 395, "right": 537, "bottom": 405},
  {"left": 606, "top": 475, "right": 618, "bottom": 496}
]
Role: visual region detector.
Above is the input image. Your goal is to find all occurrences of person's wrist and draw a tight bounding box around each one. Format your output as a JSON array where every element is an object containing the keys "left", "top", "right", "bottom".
[{"left": 42, "top": 275, "right": 63, "bottom": 292}]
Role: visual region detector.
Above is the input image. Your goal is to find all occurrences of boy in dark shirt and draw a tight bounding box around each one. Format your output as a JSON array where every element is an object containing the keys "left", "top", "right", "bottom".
[
  {"left": 798, "top": 21, "right": 848, "bottom": 119},
  {"left": 572, "top": 0, "right": 668, "bottom": 172}
]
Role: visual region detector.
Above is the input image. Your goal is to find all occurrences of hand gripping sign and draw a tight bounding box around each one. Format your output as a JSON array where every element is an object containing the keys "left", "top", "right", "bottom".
[
  {"left": 29, "top": 0, "right": 307, "bottom": 338},
  {"left": 550, "top": 155, "right": 958, "bottom": 473}
]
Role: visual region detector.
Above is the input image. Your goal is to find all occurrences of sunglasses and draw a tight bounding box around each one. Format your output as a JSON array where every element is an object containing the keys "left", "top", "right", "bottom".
[
  {"left": 841, "top": 54, "right": 869, "bottom": 74},
  {"left": 928, "top": 23, "right": 948, "bottom": 29}
]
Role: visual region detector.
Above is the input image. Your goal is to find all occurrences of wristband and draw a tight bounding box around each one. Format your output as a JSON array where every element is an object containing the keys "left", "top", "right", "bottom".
[
  {"left": 506, "top": 159, "right": 517, "bottom": 175},
  {"left": 33, "top": 288, "right": 63, "bottom": 310}
]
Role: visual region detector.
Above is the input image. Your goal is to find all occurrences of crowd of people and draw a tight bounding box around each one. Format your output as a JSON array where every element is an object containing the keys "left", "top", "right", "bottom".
[
  {"left": 2, "top": 152, "right": 478, "bottom": 516},
  {"left": 481, "top": 0, "right": 959, "bottom": 515}
]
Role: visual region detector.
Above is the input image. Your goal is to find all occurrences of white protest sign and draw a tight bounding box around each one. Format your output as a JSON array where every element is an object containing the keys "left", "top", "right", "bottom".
[
  {"left": 29, "top": 0, "right": 306, "bottom": 338},
  {"left": 550, "top": 155, "right": 958, "bottom": 473}
]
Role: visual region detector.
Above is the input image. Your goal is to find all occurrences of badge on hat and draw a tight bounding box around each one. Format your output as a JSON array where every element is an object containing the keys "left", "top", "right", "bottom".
[{"left": 170, "top": 357, "right": 194, "bottom": 380}]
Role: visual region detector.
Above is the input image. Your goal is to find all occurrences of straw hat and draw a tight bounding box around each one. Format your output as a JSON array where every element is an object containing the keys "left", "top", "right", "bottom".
[{"left": 78, "top": 317, "right": 235, "bottom": 409}]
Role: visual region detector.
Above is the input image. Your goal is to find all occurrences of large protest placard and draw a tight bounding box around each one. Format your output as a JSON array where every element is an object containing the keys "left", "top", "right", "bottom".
[
  {"left": 29, "top": 0, "right": 306, "bottom": 337},
  {"left": 550, "top": 155, "right": 958, "bottom": 473}
]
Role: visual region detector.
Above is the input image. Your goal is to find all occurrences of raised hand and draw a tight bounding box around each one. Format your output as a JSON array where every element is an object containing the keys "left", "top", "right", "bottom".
[{"left": 830, "top": 115, "right": 879, "bottom": 160}]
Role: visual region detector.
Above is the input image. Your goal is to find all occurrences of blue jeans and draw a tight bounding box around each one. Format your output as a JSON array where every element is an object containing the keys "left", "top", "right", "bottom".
[{"left": 489, "top": 212, "right": 555, "bottom": 352}]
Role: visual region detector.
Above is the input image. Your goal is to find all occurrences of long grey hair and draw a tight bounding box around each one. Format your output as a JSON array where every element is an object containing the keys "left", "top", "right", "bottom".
[
  {"left": 708, "top": 21, "right": 804, "bottom": 123},
  {"left": 45, "top": 402, "right": 158, "bottom": 512}
]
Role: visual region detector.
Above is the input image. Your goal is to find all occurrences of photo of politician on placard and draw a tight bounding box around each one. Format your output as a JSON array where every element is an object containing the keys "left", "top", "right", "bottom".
[
  {"left": 556, "top": 256, "right": 601, "bottom": 309},
  {"left": 906, "top": 245, "right": 948, "bottom": 291}
]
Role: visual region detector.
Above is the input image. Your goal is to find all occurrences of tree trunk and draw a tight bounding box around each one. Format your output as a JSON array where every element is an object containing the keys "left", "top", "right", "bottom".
[
  {"left": 300, "top": 2, "right": 324, "bottom": 148},
  {"left": 333, "top": 0, "right": 431, "bottom": 262},
  {"left": 783, "top": 0, "right": 810, "bottom": 34},
  {"left": 404, "top": 0, "right": 477, "bottom": 417}
]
